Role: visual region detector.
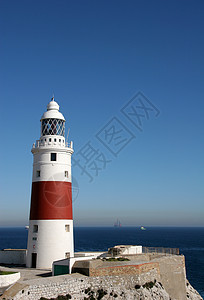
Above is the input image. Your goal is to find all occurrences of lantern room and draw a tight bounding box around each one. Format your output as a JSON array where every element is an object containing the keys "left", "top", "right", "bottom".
[{"left": 40, "top": 97, "right": 65, "bottom": 137}]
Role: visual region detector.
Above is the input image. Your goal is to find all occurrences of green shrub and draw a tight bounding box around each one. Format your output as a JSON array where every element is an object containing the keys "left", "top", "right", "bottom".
[
  {"left": 135, "top": 285, "right": 141, "bottom": 289},
  {"left": 97, "top": 289, "right": 107, "bottom": 300},
  {"left": 117, "top": 257, "right": 129, "bottom": 261},
  {"left": 57, "top": 296, "right": 68, "bottom": 300},
  {"left": 40, "top": 295, "right": 72, "bottom": 300},
  {"left": 105, "top": 257, "right": 130, "bottom": 261},
  {"left": 85, "top": 287, "right": 91, "bottom": 294},
  {"left": 142, "top": 281, "right": 155, "bottom": 289}
]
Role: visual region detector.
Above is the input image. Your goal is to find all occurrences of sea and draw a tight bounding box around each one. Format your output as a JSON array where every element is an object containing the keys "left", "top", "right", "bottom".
[{"left": 0, "top": 227, "right": 203, "bottom": 298}]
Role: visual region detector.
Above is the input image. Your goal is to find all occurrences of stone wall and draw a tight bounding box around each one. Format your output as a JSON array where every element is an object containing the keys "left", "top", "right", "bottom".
[
  {"left": 1, "top": 268, "right": 159, "bottom": 300},
  {"left": 89, "top": 262, "right": 160, "bottom": 277}
]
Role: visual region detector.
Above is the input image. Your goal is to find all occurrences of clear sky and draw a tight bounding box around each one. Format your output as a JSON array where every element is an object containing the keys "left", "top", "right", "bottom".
[{"left": 0, "top": 0, "right": 203, "bottom": 227}]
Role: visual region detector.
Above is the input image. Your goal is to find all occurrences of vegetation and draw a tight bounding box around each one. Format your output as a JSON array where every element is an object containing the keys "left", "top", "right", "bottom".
[
  {"left": 40, "top": 294, "right": 71, "bottom": 300},
  {"left": 135, "top": 280, "right": 157, "bottom": 290},
  {"left": 142, "top": 280, "right": 156, "bottom": 289},
  {"left": 83, "top": 288, "right": 108, "bottom": 300},
  {"left": 0, "top": 271, "right": 16, "bottom": 275},
  {"left": 85, "top": 288, "right": 91, "bottom": 294},
  {"left": 97, "top": 288, "right": 107, "bottom": 299},
  {"left": 135, "top": 284, "right": 141, "bottom": 289},
  {"left": 104, "top": 257, "right": 130, "bottom": 261}
]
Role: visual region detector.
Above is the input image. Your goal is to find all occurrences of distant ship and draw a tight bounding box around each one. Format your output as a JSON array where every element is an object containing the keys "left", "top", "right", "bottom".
[
  {"left": 114, "top": 219, "right": 122, "bottom": 227},
  {"left": 140, "top": 226, "right": 146, "bottom": 230}
]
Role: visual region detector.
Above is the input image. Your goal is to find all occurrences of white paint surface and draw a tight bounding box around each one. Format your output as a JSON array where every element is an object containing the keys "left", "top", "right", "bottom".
[
  {"left": 27, "top": 220, "right": 74, "bottom": 269},
  {"left": 0, "top": 272, "right": 20, "bottom": 288},
  {"left": 122, "top": 246, "right": 142, "bottom": 255},
  {"left": 32, "top": 146, "right": 73, "bottom": 182}
]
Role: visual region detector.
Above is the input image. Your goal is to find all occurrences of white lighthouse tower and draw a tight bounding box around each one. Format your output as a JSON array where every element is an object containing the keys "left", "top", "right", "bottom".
[{"left": 26, "top": 97, "right": 74, "bottom": 269}]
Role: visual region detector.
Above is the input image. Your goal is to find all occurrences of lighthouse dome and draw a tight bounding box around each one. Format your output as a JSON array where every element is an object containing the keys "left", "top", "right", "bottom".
[
  {"left": 41, "top": 97, "right": 65, "bottom": 121},
  {"left": 47, "top": 99, "right": 59, "bottom": 111}
]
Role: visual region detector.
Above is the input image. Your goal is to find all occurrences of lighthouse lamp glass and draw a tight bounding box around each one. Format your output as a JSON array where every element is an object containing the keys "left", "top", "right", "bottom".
[{"left": 41, "top": 119, "right": 65, "bottom": 137}]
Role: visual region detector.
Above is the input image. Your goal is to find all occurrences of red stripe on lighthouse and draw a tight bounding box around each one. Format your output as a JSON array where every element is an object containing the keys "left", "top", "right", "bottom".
[{"left": 30, "top": 181, "right": 73, "bottom": 220}]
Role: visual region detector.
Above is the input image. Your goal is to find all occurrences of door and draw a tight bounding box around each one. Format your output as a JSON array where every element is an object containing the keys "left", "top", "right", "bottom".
[
  {"left": 31, "top": 253, "right": 37, "bottom": 268},
  {"left": 54, "top": 265, "right": 69, "bottom": 276}
]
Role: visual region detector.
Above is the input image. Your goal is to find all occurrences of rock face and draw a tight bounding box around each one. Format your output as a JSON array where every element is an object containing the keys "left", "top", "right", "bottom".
[
  {"left": 74, "top": 281, "right": 171, "bottom": 300},
  {"left": 186, "top": 280, "right": 203, "bottom": 300},
  {"left": 2, "top": 277, "right": 203, "bottom": 300}
]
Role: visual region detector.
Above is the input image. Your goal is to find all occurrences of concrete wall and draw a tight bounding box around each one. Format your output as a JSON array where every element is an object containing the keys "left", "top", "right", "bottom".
[
  {"left": 154, "top": 255, "right": 187, "bottom": 300},
  {"left": 0, "top": 272, "right": 20, "bottom": 288},
  {"left": 0, "top": 250, "right": 26, "bottom": 265}
]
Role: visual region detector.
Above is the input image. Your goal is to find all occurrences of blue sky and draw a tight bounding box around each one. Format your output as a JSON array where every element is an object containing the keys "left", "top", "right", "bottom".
[{"left": 0, "top": 0, "right": 203, "bottom": 226}]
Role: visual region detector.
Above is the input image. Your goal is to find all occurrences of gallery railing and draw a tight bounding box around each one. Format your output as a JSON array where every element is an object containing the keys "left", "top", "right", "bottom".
[{"left": 142, "top": 247, "right": 179, "bottom": 255}]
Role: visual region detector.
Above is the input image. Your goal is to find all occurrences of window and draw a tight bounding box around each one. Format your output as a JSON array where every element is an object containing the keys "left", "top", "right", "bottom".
[
  {"left": 65, "top": 224, "right": 70, "bottom": 232},
  {"left": 49, "top": 138, "right": 51, "bottom": 142},
  {"left": 36, "top": 170, "right": 40, "bottom": 177},
  {"left": 45, "top": 138, "right": 47, "bottom": 142},
  {"left": 32, "top": 237, "right": 37, "bottom": 241},
  {"left": 33, "top": 225, "right": 38, "bottom": 233},
  {"left": 59, "top": 139, "right": 61, "bottom": 142},
  {"left": 51, "top": 153, "right": 56, "bottom": 161},
  {"left": 65, "top": 252, "right": 70, "bottom": 258},
  {"left": 54, "top": 138, "right": 56, "bottom": 142},
  {"left": 65, "top": 171, "right": 68, "bottom": 178}
]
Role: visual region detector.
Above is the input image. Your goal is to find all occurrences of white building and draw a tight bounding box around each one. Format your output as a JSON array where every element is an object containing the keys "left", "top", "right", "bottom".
[{"left": 26, "top": 97, "right": 74, "bottom": 269}]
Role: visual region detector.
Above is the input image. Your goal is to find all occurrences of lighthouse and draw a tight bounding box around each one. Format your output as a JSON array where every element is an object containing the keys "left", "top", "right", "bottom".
[{"left": 26, "top": 97, "right": 74, "bottom": 269}]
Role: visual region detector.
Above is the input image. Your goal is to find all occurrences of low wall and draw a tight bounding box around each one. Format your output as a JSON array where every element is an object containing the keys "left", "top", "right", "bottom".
[
  {"left": 0, "top": 250, "right": 27, "bottom": 265},
  {"left": 0, "top": 272, "right": 20, "bottom": 288},
  {"left": 89, "top": 262, "right": 160, "bottom": 277}
]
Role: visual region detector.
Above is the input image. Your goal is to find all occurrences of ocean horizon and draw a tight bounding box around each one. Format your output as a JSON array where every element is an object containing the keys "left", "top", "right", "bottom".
[{"left": 0, "top": 226, "right": 203, "bottom": 297}]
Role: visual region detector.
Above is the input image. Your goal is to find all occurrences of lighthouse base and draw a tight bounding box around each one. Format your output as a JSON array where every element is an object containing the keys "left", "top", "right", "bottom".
[{"left": 26, "top": 220, "right": 74, "bottom": 269}]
